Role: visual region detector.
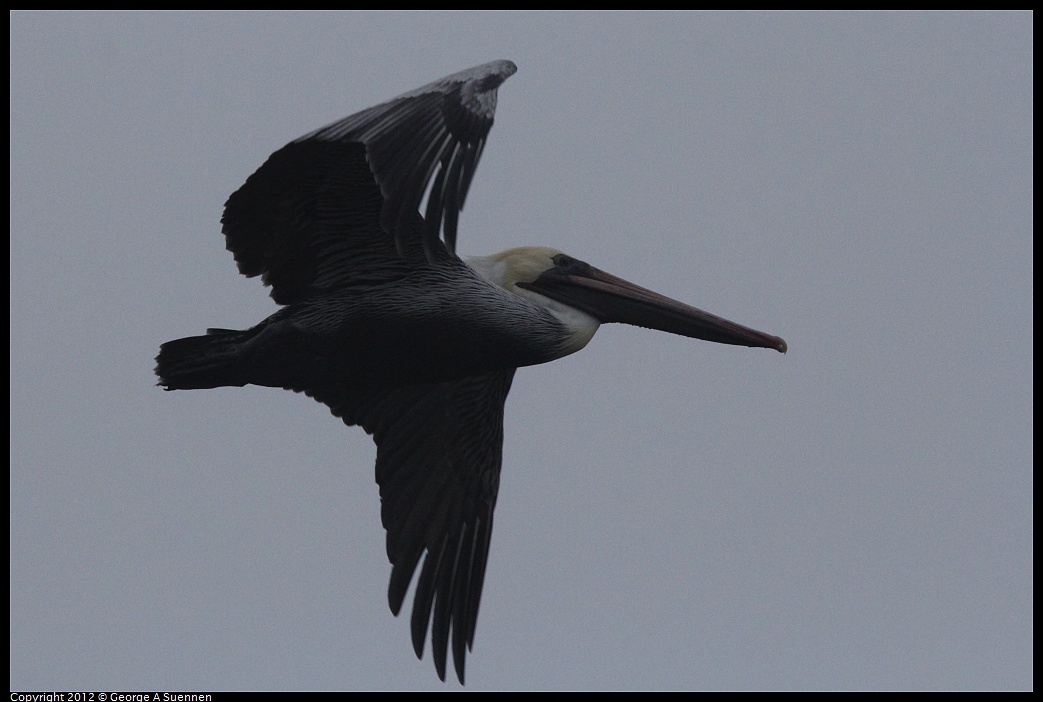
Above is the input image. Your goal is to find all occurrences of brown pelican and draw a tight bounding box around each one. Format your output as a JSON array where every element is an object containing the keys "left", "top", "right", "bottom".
[{"left": 156, "top": 60, "right": 786, "bottom": 684}]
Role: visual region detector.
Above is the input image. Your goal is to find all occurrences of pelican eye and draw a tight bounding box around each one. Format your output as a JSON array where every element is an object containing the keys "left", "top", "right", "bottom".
[{"left": 550, "top": 254, "right": 592, "bottom": 278}]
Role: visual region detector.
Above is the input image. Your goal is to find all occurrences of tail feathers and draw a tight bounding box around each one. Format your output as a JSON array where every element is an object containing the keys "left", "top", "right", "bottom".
[{"left": 156, "top": 328, "right": 249, "bottom": 390}]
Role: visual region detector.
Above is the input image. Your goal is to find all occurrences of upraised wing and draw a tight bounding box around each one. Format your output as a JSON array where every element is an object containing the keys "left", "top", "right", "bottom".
[{"left": 221, "top": 59, "right": 517, "bottom": 304}]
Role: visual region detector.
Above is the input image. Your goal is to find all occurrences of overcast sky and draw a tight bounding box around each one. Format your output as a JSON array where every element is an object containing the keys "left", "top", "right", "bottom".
[{"left": 10, "top": 11, "right": 1032, "bottom": 691}]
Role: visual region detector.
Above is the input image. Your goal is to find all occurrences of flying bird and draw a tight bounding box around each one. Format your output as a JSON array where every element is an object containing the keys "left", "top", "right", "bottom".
[{"left": 156, "top": 59, "right": 786, "bottom": 684}]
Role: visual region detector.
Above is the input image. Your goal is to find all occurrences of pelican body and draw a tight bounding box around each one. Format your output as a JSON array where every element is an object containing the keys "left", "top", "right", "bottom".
[{"left": 156, "top": 60, "right": 786, "bottom": 684}]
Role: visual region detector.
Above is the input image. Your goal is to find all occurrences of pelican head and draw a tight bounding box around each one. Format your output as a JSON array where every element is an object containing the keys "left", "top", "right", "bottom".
[{"left": 467, "top": 246, "right": 787, "bottom": 355}]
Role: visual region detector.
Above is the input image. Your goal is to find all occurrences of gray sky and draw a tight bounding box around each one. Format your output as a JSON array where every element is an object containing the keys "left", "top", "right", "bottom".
[{"left": 10, "top": 11, "right": 1032, "bottom": 691}]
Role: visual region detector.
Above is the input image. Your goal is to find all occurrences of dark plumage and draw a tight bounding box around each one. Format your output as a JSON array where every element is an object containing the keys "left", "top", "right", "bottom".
[{"left": 157, "top": 60, "right": 785, "bottom": 684}]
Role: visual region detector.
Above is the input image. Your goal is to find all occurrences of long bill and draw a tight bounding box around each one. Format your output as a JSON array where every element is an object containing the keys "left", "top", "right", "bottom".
[{"left": 520, "top": 265, "right": 787, "bottom": 353}]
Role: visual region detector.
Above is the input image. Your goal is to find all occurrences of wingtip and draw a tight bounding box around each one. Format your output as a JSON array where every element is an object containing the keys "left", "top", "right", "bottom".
[{"left": 454, "top": 654, "right": 466, "bottom": 685}]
